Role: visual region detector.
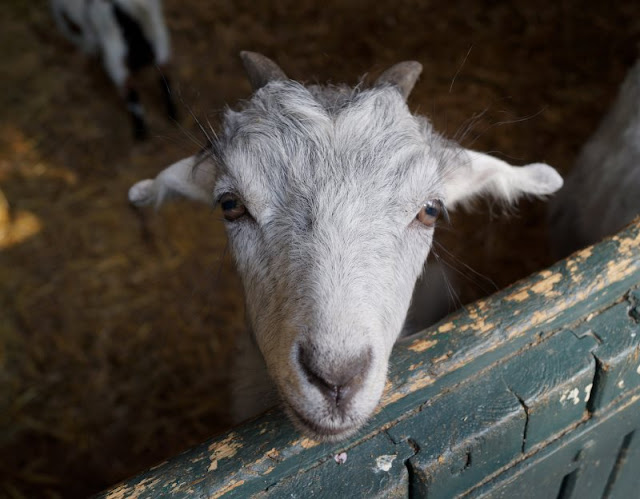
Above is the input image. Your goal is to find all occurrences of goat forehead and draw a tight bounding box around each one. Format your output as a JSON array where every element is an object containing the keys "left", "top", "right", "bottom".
[{"left": 220, "top": 83, "right": 444, "bottom": 208}]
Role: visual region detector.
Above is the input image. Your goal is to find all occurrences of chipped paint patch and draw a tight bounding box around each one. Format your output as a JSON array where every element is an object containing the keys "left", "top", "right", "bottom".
[
  {"left": 380, "top": 389, "right": 405, "bottom": 406},
  {"left": 584, "top": 384, "right": 593, "bottom": 402},
  {"left": 409, "top": 338, "right": 438, "bottom": 352},
  {"left": 560, "top": 388, "right": 580, "bottom": 406},
  {"left": 529, "top": 310, "right": 553, "bottom": 328},
  {"left": 409, "top": 362, "right": 422, "bottom": 371},
  {"left": 374, "top": 454, "right": 396, "bottom": 472},
  {"left": 613, "top": 231, "right": 640, "bottom": 257},
  {"left": 433, "top": 352, "right": 451, "bottom": 363},
  {"left": 409, "top": 373, "right": 435, "bottom": 392},
  {"left": 104, "top": 484, "right": 131, "bottom": 499},
  {"left": 530, "top": 272, "right": 562, "bottom": 295},
  {"left": 574, "top": 246, "right": 594, "bottom": 260},
  {"left": 298, "top": 438, "right": 318, "bottom": 449},
  {"left": 208, "top": 433, "right": 242, "bottom": 472},
  {"left": 104, "top": 477, "right": 164, "bottom": 499},
  {"left": 618, "top": 380, "right": 625, "bottom": 389},
  {"left": 265, "top": 448, "right": 280, "bottom": 460},
  {"left": 505, "top": 289, "right": 529, "bottom": 302},
  {"left": 211, "top": 479, "right": 246, "bottom": 498},
  {"left": 438, "top": 322, "right": 455, "bottom": 333}
]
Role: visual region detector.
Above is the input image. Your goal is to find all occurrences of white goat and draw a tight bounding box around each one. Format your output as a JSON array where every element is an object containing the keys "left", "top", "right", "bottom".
[
  {"left": 550, "top": 59, "right": 640, "bottom": 258},
  {"left": 129, "top": 53, "right": 563, "bottom": 441},
  {"left": 50, "top": 0, "right": 176, "bottom": 139}
]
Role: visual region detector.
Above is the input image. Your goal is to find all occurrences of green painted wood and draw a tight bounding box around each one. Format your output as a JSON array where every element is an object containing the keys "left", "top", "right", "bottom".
[
  {"left": 251, "top": 434, "right": 415, "bottom": 498},
  {"left": 392, "top": 374, "right": 526, "bottom": 498},
  {"left": 98, "top": 220, "right": 640, "bottom": 498},
  {"left": 499, "top": 330, "right": 598, "bottom": 451},
  {"left": 466, "top": 394, "right": 640, "bottom": 498},
  {"left": 603, "top": 428, "right": 640, "bottom": 498},
  {"left": 574, "top": 301, "right": 640, "bottom": 412}
]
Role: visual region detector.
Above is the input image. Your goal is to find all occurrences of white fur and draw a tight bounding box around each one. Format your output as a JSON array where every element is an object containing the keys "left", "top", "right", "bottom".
[{"left": 130, "top": 73, "right": 563, "bottom": 440}]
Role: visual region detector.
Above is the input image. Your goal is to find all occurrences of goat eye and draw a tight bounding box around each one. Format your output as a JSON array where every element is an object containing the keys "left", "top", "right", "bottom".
[
  {"left": 220, "top": 193, "right": 247, "bottom": 221},
  {"left": 417, "top": 200, "right": 444, "bottom": 227}
]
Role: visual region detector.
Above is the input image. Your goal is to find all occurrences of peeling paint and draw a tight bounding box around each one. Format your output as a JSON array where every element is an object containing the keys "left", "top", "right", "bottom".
[
  {"left": 613, "top": 231, "right": 640, "bottom": 256},
  {"left": 104, "top": 484, "right": 130, "bottom": 499},
  {"left": 374, "top": 454, "right": 396, "bottom": 472},
  {"left": 298, "top": 438, "right": 318, "bottom": 449},
  {"left": 530, "top": 272, "right": 562, "bottom": 296},
  {"left": 505, "top": 289, "right": 529, "bottom": 302},
  {"left": 575, "top": 246, "right": 594, "bottom": 260},
  {"left": 437, "top": 322, "right": 455, "bottom": 333},
  {"left": 409, "top": 338, "right": 438, "bottom": 352},
  {"left": 432, "top": 352, "right": 451, "bottom": 363},
  {"left": 104, "top": 477, "right": 164, "bottom": 499},
  {"left": 529, "top": 310, "right": 554, "bottom": 328},
  {"left": 211, "top": 479, "right": 246, "bottom": 498},
  {"left": 208, "top": 433, "right": 243, "bottom": 472},
  {"left": 266, "top": 448, "right": 280, "bottom": 460}
]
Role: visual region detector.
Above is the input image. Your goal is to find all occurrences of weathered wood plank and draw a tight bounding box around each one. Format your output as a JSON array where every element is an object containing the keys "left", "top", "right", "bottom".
[
  {"left": 574, "top": 300, "right": 640, "bottom": 412},
  {"left": 500, "top": 330, "right": 597, "bottom": 451},
  {"left": 603, "top": 428, "right": 640, "bottom": 498},
  {"left": 390, "top": 373, "right": 526, "bottom": 498},
  {"left": 466, "top": 394, "right": 640, "bottom": 498},
  {"left": 251, "top": 434, "right": 415, "bottom": 499},
  {"left": 97, "top": 219, "right": 640, "bottom": 498}
]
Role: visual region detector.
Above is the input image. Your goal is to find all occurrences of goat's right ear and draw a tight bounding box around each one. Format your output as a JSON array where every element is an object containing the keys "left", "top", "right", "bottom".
[{"left": 128, "top": 155, "right": 216, "bottom": 207}]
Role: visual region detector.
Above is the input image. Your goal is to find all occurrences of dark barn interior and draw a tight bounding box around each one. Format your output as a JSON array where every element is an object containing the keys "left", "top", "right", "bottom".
[{"left": 1, "top": 1, "right": 638, "bottom": 496}]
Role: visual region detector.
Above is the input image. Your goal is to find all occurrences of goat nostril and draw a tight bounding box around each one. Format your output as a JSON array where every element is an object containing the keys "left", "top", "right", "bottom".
[{"left": 297, "top": 344, "right": 371, "bottom": 408}]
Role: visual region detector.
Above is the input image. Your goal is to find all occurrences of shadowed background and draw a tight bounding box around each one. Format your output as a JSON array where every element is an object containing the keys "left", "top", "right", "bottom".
[{"left": 1, "top": 0, "right": 638, "bottom": 496}]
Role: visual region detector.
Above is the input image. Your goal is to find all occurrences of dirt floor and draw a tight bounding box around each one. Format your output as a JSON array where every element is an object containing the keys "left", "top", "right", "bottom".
[{"left": 1, "top": 0, "right": 638, "bottom": 497}]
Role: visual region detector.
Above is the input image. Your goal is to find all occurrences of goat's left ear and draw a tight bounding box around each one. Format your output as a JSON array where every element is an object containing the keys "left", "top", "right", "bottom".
[
  {"left": 442, "top": 149, "right": 563, "bottom": 209},
  {"left": 128, "top": 154, "right": 216, "bottom": 207}
]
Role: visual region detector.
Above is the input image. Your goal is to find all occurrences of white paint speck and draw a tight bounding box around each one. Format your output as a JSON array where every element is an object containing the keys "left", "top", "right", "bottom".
[
  {"left": 374, "top": 454, "right": 397, "bottom": 472},
  {"left": 560, "top": 388, "right": 580, "bottom": 406},
  {"left": 584, "top": 384, "right": 593, "bottom": 402},
  {"left": 631, "top": 333, "right": 636, "bottom": 338},
  {"left": 637, "top": 364, "right": 640, "bottom": 375},
  {"left": 334, "top": 452, "right": 347, "bottom": 465},
  {"left": 618, "top": 380, "right": 625, "bottom": 389}
]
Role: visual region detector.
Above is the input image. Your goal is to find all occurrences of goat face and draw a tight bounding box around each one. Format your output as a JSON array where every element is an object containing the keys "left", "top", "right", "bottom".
[
  {"left": 215, "top": 82, "right": 444, "bottom": 439},
  {"left": 128, "top": 53, "right": 563, "bottom": 441}
]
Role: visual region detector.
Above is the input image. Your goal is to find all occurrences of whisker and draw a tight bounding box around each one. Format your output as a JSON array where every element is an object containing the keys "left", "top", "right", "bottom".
[
  {"left": 432, "top": 241, "right": 499, "bottom": 295},
  {"left": 449, "top": 45, "right": 473, "bottom": 93}
]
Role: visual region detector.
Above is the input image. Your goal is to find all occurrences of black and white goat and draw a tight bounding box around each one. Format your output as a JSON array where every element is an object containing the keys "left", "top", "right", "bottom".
[{"left": 51, "top": 0, "right": 177, "bottom": 139}]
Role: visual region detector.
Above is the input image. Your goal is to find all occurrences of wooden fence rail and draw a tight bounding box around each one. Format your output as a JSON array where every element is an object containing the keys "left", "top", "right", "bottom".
[{"left": 99, "top": 219, "right": 640, "bottom": 498}]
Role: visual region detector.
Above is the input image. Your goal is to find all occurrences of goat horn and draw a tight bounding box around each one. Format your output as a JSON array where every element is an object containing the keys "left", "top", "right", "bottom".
[
  {"left": 375, "top": 61, "right": 423, "bottom": 100},
  {"left": 240, "top": 51, "right": 287, "bottom": 91}
]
